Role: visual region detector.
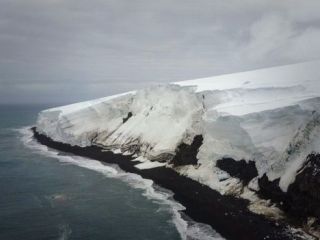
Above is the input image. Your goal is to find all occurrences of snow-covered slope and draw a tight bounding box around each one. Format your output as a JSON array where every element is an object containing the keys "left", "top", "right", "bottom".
[{"left": 36, "top": 60, "right": 320, "bottom": 197}]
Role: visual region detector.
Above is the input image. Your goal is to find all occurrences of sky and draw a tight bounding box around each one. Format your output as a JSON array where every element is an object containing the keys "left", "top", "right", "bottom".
[{"left": 1, "top": 0, "right": 320, "bottom": 104}]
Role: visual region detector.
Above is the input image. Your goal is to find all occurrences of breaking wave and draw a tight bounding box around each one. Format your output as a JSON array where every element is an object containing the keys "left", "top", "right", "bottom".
[{"left": 18, "top": 126, "right": 224, "bottom": 240}]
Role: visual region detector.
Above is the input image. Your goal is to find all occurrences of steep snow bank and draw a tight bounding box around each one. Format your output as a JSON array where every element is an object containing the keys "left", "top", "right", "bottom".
[
  {"left": 37, "top": 85, "right": 203, "bottom": 159},
  {"left": 36, "top": 60, "right": 320, "bottom": 196}
]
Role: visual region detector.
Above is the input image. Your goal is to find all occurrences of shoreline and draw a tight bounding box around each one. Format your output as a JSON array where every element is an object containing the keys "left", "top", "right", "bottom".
[{"left": 32, "top": 127, "right": 300, "bottom": 240}]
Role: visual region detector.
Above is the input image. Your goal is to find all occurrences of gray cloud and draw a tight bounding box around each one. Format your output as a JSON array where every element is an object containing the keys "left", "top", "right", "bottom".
[{"left": 1, "top": 0, "right": 320, "bottom": 104}]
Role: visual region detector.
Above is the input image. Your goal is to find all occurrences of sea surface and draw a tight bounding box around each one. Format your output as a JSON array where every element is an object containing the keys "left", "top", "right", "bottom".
[{"left": 0, "top": 105, "right": 222, "bottom": 240}]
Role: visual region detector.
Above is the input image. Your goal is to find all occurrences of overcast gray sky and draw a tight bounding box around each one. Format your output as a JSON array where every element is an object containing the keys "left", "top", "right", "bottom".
[{"left": 1, "top": 0, "right": 320, "bottom": 104}]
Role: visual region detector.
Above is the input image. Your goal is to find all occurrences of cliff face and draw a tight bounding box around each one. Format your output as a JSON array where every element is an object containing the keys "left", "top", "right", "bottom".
[{"left": 36, "top": 60, "right": 320, "bottom": 229}]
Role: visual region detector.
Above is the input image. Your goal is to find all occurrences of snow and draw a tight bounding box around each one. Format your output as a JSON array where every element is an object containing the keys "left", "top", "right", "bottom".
[
  {"left": 37, "top": 92, "right": 135, "bottom": 147},
  {"left": 36, "top": 60, "right": 320, "bottom": 194},
  {"left": 94, "top": 85, "right": 203, "bottom": 157},
  {"left": 135, "top": 160, "right": 167, "bottom": 170},
  {"left": 177, "top": 60, "right": 320, "bottom": 116},
  {"left": 37, "top": 85, "right": 203, "bottom": 157}
]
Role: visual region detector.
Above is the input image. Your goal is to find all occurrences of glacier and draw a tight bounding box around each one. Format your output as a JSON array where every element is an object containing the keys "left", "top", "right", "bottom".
[{"left": 36, "top": 60, "right": 320, "bottom": 235}]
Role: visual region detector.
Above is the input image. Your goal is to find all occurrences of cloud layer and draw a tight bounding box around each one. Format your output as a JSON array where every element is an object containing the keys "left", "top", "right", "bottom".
[{"left": 1, "top": 0, "right": 320, "bottom": 104}]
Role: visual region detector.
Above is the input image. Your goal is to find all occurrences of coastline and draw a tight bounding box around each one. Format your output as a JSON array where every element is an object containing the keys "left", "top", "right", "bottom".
[{"left": 32, "top": 127, "right": 301, "bottom": 240}]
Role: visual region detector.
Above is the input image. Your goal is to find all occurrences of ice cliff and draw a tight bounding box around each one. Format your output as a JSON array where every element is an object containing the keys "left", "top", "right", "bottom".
[{"left": 36, "top": 60, "right": 320, "bottom": 224}]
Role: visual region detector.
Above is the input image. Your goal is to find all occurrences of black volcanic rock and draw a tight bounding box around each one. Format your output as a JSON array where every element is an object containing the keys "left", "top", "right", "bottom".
[
  {"left": 287, "top": 153, "right": 320, "bottom": 218},
  {"left": 171, "top": 135, "right": 203, "bottom": 166},
  {"left": 122, "top": 112, "right": 133, "bottom": 123},
  {"left": 258, "top": 153, "right": 320, "bottom": 226},
  {"left": 216, "top": 158, "right": 258, "bottom": 185},
  {"left": 258, "top": 175, "right": 287, "bottom": 205}
]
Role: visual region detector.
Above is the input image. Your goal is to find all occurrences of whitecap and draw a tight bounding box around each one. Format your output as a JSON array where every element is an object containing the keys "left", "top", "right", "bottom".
[{"left": 58, "top": 222, "right": 72, "bottom": 240}]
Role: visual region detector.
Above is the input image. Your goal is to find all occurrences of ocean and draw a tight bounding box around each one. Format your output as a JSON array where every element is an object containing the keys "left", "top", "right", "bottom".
[{"left": 0, "top": 105, "right": 221, "bottom": 240}]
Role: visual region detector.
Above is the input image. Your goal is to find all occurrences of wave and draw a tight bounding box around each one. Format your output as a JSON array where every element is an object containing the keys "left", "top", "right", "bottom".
[
  {"left": 58, "top": 222, "right": 72, "bottom": 240},
  {"left": 17, "top": 126, "right": 224, "bottom": 240}
]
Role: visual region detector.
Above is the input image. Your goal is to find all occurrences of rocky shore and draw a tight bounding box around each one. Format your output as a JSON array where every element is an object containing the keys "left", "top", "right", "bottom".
[{"left": 32, "top": 127, "right": 307, "bottom": 240}]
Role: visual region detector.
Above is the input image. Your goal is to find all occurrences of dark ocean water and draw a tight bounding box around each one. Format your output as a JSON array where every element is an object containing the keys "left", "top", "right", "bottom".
[{"left": 0, "top": 105, "right": 185, "bottom": 240}]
